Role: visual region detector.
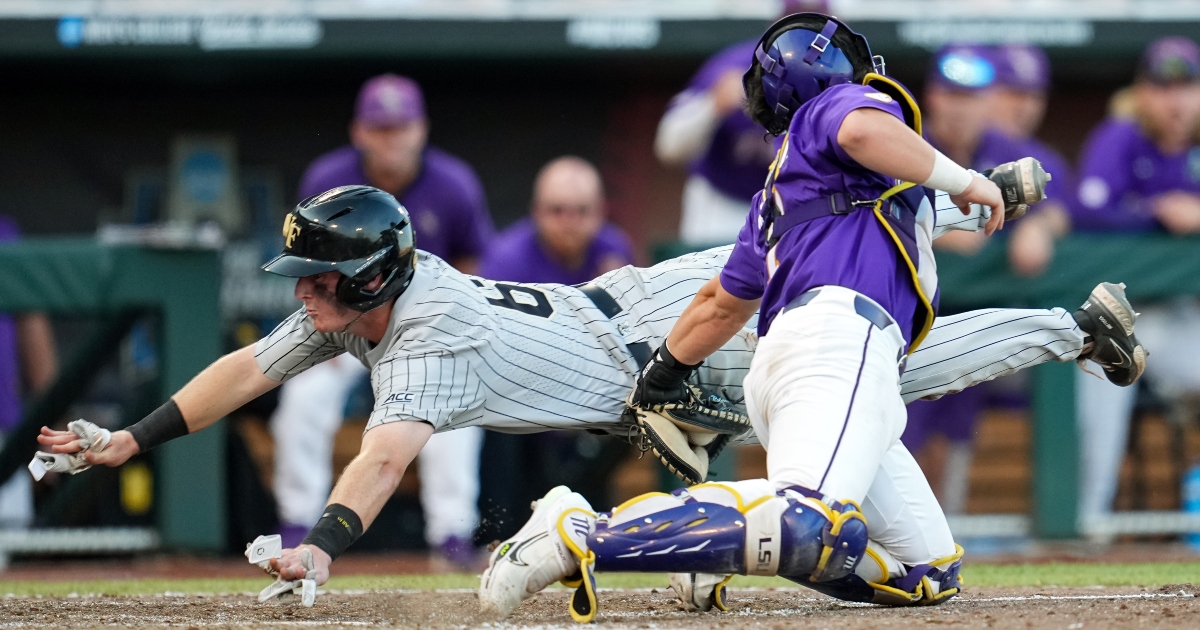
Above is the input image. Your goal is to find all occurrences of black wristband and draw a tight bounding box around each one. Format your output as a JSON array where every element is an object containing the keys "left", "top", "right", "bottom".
[
  {"left": 656, "top": 342, "right": 702, "bottom": 373},
  {"left": 301, "top": 503, "right": 364, "bottom": 561},
  {"left": 126, "top": 399, "right": 189, "bottom": 453}
]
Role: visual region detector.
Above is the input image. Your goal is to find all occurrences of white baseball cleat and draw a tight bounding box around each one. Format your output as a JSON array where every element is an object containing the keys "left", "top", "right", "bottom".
[
  {"left": 669, "top": 572, "right": 733, "bottom": 612},
  {"left": 479, "top": 485, "right": 596, "bottom": 619}
]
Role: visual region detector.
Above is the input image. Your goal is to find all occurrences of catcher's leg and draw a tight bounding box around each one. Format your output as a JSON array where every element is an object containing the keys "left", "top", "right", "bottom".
[
  {"left": 804, "top": 441, "right": 963, "bottom": 606},
  {"left": 479, "top": 480, "right": 867, "bottom": 622}
]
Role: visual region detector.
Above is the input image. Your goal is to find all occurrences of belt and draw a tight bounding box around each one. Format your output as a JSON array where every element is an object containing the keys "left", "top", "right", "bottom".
[
  {"left": 781, "top": 288, "right": 896, "bottom": 332},
  {"left": 579, "top": 283, "right": 654, "bottom": 369}
]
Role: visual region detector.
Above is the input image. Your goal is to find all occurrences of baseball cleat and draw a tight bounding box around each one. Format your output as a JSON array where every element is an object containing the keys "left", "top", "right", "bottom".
[
  {"left": 669, "top": 572, "right": 733, "bottom": 612},
  {"left": 479, "top": 486, "right": 597, "bottom": 619},
  {"left": 1073, "top": 282, "right": 1147, "bottom": 386}
]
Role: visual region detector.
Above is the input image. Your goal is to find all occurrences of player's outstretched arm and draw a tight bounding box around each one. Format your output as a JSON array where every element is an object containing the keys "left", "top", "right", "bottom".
[
  {"left": 837, "top": 108, "right": 1006, "bottom": 234},
  {"left": 271, "top": 420, "right": 434, "bottom": 584},
  {"left": 663, "top": 276, "right": 760, "bottom": 366},
  {"left": 36, "top": 345, "right": 279, "bottom": 466}
]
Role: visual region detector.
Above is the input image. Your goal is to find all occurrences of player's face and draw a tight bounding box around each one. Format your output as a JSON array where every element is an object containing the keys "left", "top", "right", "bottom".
[
  {"left": 1135, "top": 80, "right": 1200, "bottom": 150},
  {"left": 532, "top": 163, "right": 605, "bottom": 263},
  {"left": 351, "top": 120, "right": 428, "bottom": 180},
  {"left": 294, "top": 272, "right": 359, "bottom": 332}
]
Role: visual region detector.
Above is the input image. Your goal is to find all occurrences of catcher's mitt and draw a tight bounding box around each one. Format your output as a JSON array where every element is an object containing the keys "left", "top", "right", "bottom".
[{"left": 627, "top": 384, "right": 750, "bottom": 485}]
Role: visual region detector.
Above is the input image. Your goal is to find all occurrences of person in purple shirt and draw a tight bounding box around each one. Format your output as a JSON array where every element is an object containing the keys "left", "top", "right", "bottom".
[
  {"left": 475, "top": 156, "right": 635, "bottom": 543},
  {"left": 655, "top": 0, "right": 828, "bottom": 245},
  {"left": 905, "top": 45, "right": 1073, "bottom": 515},
  {"left": 990, "top": 44, "right": 1075, "bottom": 278},
  {"left": 276, "top": 73, "right": 492, "bottom": 565},
  {"left": 298, "top": 74, "right": 494, "bottom": 273},
  {"left": 1071, "top": 36, "right": 1200, "bottom": 537},
  {"left": 479, "top": 156, "right": 634, "bottom": 284}
]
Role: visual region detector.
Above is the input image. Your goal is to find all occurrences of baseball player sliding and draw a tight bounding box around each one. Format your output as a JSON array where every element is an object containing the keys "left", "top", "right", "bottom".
[
  {"left": 477, "top": 13, "right": 1146, "bottom": 622},
  {"left": 34, "top": 172, "right": 1137, "bottom": 606}
]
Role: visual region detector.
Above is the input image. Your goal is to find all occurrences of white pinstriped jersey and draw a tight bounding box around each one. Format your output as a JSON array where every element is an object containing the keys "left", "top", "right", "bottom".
[{"left": 254, "top": 249, "right": 751, "bottom": 434}]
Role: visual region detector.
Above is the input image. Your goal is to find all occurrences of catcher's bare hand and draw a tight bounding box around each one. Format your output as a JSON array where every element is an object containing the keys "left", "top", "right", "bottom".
[
  {"left": 37, "top": 427, "right": 138, "bottom": 466},
  {"left": 271, "top": 545, "right": 331, "bottom": 586},
  {"left": 950, "top": 176, "right": 1005, "bottom": 235}
]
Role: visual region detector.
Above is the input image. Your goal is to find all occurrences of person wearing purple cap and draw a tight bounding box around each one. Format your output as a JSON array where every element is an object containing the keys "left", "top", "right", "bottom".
[
  {"left": 990, "top": 44, "right": 1074, "bottom": 278},
  {"left": 298, "top": 73, "right": 494, "bottom": 272},
  {"left": 1072, "top": 36, "right": 1200, "bottom": 539},
  {"left": 655, "top": 1, "right": 829, "bottom": 245},
  {"left": 273, "top": 73, "right": 493, "bottom": 566}
]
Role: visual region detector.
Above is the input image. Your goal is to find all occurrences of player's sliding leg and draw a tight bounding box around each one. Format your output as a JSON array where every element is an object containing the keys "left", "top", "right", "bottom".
[
  {"left": 479, "top": 479, "right": 868, "bottom": 621},
  {"left": 901, "top": 282, "right": 1147, "bottom": 404}
]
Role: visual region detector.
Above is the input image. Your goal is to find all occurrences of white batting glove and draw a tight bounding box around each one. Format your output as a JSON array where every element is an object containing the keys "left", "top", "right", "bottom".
[
  {"left": 28, "top": 419, "right": 112, "bottom": 481},
  {"left": 246, "top": 534, "right": 318, "bottom": 607}
]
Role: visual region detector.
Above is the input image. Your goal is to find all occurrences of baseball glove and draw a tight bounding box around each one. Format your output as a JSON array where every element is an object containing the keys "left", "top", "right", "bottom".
[{"left": 627, "top": 384, "right": 750, "bottom": 485}]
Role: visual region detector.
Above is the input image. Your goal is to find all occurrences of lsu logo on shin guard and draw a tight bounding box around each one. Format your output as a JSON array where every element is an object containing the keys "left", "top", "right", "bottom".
[{"left": 742, "top": 497, "right": 787, "bottom": 576}]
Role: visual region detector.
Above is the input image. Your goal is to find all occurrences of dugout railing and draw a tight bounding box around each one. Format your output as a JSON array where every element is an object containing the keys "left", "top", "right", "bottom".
[{"left": 655, "top": 234, "right": 1200, "bottom": 539}]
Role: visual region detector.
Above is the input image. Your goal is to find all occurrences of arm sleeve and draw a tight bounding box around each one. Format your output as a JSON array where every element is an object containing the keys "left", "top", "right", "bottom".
[
  {"left": 718, "top": 207, "right": 766, "bottom": 300},
  {"left": 365, "top": 351, "right": 484, "bottom": 432},
  {"left": 655, "top": 92, "right": 722, "bottom": 165},
  {"left": 255, "top": 309, "right": 347, "bottom": 381}
]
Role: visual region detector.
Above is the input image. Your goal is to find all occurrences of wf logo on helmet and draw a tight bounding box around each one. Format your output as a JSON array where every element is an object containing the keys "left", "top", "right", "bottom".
[{"left": 283, "top": 214, "right": 302, "bottom": 248}]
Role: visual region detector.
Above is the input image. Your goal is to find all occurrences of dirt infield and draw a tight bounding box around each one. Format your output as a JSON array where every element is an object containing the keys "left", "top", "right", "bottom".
[{"left": 1, "top": 585, "right": 1197, "bottom": 629}]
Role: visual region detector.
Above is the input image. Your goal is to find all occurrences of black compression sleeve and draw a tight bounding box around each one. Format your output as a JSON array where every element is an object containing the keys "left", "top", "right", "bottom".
[
  {"left": 302, "top": 504, "right": 364, "bottom": 561},
  {"left": 125, "top": 399, "right": 190, "bottom": 453}
]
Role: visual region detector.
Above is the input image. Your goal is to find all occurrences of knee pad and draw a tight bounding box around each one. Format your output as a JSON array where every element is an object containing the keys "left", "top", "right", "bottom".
[{"left": 768, "top": 494, "right": 868, "bottom": 582}]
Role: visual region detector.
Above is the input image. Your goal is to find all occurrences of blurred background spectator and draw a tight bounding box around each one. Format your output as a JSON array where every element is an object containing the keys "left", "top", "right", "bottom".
[
  {"left": 0, "top": 216, "right": 57, "bottom": 530},
  {"left": 271, "top": 73, "right": 491, "bottom": 566},
  {"left": 475, "top": 155, "right": 634, "bottom": 542},
  {"left": 1071, "top": 36, "right": 1200, "bottom": 537},
  {"left": 654, "top": 0, "right": 827, "bottom": 246}
]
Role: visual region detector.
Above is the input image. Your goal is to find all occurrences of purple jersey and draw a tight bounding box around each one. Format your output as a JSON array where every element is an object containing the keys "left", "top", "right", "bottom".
[
  {"left": 0, "top": 217, "right": 22, "bottom": 432},
  {"left": 1071, "top": 118, "right": 1200, "bottom": 232},
  {"left": 674, "top": 39, "right": 777, "bottom": 201},
  {"left": 298, "top": 145, "right": 494, "bottom": 262},
  {"left": 719, "top": 83, "right": 929, "bottom": 344},
  {"left": 477, "top": 218, "right": 635, "bottom": 285}
]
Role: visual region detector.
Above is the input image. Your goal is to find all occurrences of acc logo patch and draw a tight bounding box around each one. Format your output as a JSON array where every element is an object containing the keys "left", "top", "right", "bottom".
[
  {"left": 382, "top": 392, "right": 415, "bottom": 405},
  {"left": 864, "top": 92, "right": 893, "bottom": 104}
]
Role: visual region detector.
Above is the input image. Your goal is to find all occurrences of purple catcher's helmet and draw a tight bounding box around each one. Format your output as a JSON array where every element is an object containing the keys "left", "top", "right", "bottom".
[{"left": 744, "top": 12, "right": 882, "bottom": 135}]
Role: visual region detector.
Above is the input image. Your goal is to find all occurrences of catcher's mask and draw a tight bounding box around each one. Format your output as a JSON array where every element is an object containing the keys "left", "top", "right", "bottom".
[
  {"left": 744, "top": 12, "right": 883, "bottom": 135},
  {"left": 263, "top": 185, "right": 417, "bottom": 312}
]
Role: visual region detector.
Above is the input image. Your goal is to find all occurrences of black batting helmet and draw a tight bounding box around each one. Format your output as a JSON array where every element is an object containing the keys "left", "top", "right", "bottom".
[{"left": 262, "top": 185, "right": 417, "bottom": 312}]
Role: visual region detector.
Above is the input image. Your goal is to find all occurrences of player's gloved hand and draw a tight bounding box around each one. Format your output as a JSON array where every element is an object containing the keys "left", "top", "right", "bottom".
[
  {"left": 950, "top": 176, "right": 1006, "bottom": 235},
  {"left": 29, "top": 420, "right": 126, "bottom": 480},
  {"left": 630, "top": 343, "right": 702, "bottom": 408},
  {"left": 34, "top": 424, "right": 139, "bottom": 471}
]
